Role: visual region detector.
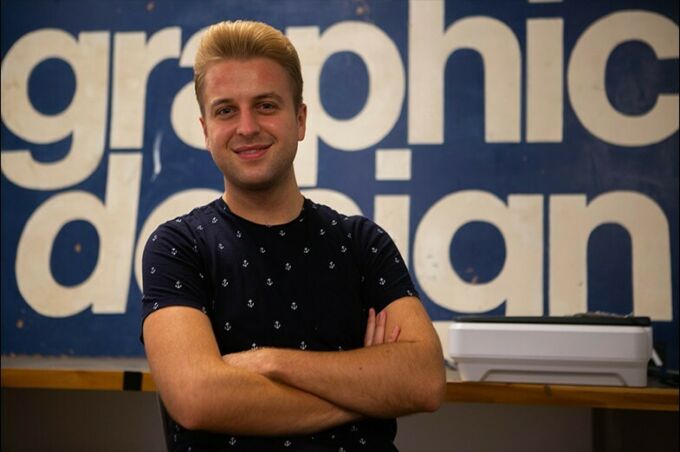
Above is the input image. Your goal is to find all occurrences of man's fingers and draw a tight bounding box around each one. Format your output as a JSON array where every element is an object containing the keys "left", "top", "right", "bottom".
[
  {"left": 387, "top": 324, "right": 401, "bottom": 343},
  {"left": 373, "top": 310, "right": 386, "bottom": 345},
  {"left": 364, "top": 308, "right": 376, "bottom": 346}
]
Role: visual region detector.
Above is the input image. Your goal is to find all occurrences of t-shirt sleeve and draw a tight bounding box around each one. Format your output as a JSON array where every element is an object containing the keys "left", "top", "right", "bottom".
[
  {"left": 139, "top": 219, "right": 210, "bottom": 343},
  {"left": 353, "top": 218, "right": 419, "bottom": 313}
]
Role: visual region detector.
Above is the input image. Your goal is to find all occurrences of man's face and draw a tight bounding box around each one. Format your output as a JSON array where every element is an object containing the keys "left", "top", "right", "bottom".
[{"left": 200, "top": 57, "right": 306, "bottom": 193}]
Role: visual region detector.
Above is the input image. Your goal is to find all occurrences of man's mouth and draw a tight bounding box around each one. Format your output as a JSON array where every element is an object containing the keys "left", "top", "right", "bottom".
[{"left": 233, "top": 144, "right": 271, "bottom": 159}]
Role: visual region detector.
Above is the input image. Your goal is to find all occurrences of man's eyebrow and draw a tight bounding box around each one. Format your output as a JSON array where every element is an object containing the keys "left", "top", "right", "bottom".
[
  {"left": 253, "top": 92, "right": 285, "bottom": 103},
  {"left": 209, "top": 97, "right": 233, "bottom": 108},
  {"left": 209, "top": 92, "right": 286, "bottom": 109}
]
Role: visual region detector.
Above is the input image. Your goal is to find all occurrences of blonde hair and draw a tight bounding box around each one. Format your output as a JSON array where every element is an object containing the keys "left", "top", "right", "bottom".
[{"left": 194, "top": 20, "right": 303, "bottom": 114}]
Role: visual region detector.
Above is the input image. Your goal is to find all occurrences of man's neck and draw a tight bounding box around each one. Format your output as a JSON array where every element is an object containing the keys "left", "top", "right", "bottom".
[{"left": 223, "top": 183, "right": 304, "bottom": 226}]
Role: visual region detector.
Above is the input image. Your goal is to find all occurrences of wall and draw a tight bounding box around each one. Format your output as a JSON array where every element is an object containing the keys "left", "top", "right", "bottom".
[{"left": 2, "top": 0, "right": 678, "bottom": 367}]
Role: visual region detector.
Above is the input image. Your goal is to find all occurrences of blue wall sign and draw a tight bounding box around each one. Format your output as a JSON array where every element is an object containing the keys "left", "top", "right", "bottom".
[{"left": 2, "top": 0, "right": 678, "bottom": 370}]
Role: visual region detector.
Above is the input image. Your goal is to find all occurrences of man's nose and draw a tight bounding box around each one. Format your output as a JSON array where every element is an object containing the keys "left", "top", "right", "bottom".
[{"left": 236, "top": 110, "right": 260, "bottom": 136}]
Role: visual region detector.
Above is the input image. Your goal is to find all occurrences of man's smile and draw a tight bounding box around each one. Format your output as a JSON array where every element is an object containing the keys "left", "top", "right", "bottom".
[{"left": 233, "top": 143, "right": 272, "bottom": 159}]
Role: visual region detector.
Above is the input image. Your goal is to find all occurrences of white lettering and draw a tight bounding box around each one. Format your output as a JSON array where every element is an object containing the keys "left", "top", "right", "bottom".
[
  {"left": 374, "top": 195, "right": 411, "bottom": 266},
  {"left": 110, "top": 28, "right": 181, "bottom": 149},
  {"left": 289, "top": 22, "right": 404, "bottom": 186},
  {"left": 568, "top": 11, "right": 679, "bottom": 146},
  {"left": 170, "top": 27, "right": 207, "bottom": 150},
  {"left": 16, "top": 153, "right": 141, "bottom": 316},
  {"left": 409, "top": 0, "right": 521, "bottom": 144},
  {"left": 526, "top": 18, "right": 564, "bottom": 142},
  {"left": 1, "top": 29, "right": 109, "bottom": 189},
  {"left": 549, "top": 192, "right": 672, "bottom": 319},
  {"left": 413, "top": 191, "right": 543, "bottom": 315}
]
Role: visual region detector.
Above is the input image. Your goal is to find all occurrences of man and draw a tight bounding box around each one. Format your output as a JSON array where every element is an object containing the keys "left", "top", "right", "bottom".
[{"left": 141, "top": 20, "right": 445, "bottom": 451}]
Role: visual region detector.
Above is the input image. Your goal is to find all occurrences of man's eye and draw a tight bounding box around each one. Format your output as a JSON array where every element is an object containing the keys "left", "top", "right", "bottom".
[
  {"left": 259, "top": 102, "right": 277, "bottom": 111},
  {"left": 216, "top": 107, "right": 233, "bottom": 116}
]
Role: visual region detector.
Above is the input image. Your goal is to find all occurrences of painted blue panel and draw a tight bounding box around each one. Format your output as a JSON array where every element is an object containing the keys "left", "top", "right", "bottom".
[{"left": 1, "top": 0, "right": 678, "bottom": 371}]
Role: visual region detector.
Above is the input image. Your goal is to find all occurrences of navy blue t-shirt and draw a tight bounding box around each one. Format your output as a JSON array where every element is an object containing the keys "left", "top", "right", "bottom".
[{"left": 141, "top": 197, "right": 418, "bottom": 451}]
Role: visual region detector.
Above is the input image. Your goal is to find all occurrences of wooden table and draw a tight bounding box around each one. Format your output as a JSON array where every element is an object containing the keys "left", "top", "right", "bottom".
[{"left": 2, "top": 356, "right": 677, "bottom": 412}]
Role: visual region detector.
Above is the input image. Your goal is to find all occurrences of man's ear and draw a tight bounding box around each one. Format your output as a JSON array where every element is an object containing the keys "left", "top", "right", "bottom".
[
  {"left": 297, "top": 103, "right": 307, "bottom": 141},
  {"left": 199, "top": 116, "right": 208, "bottom": 147}
]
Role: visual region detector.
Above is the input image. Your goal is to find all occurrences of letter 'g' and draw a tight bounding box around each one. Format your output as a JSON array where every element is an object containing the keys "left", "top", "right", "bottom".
[{"left": 1, "top": 29, "right": 109, "bottom": 190}]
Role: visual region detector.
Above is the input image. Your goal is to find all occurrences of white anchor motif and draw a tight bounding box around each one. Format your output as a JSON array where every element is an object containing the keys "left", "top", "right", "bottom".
[
  {"left": 170, "top": 248, "right": 178, "bottom": 256},
  {"left": 371, "top": 247, "right": 378, "bottom": 253},
  {"left": 284, "top": 262, "right": 292, "bottom": 271},
  {"left": 266, "top": 278, "right": 274, "bottom": 286},
  {"left": 359, "top": 438, "right": 367, "bottom": 445},
  {"left": 175, "top": 280, "right": 182, "bottom": 289},
  {"left": 151, "top": 234, "right": 157, "bottom": 241},
  {"left": 394, "top": 256, "right": 400, "bottom": 263},
  {"left": 199, "top": 272, "right": 204, "bottom": 279},
  {"left": 242, "top": 259, "right": 249, "bottom": 267},
  {"left": 283, "top": 440, "right": 292, "bottom": 447},
  {"left": 347, "top": 233, "right": 352, "bottom": 238},
  {"left": 211, "top": 217, "right": 218, "bottom": 224},
  {"left": 152, "top": 302, "right": 159, "bottom": 310},
  {"left": 377, "top": 228, "right": 384, "bottom": 234},
  {"left": 319, "top": 228, "right": 326, "bottom": 236},
  {"left": 291, "top": 302, "right": 298, "bottom": 310},
  {"left": 299, "top": 341, "right": 307, "bottom": 350},
  {"left": 228, "top": 437, "right": 236, "bottom": 446},
  {"left": 224, "top": 322, "right": 231, "bottom": 331},
  {"left": 274, "top": 321, "right": 281, "bottom": 329},
  {"left": 279, "top": 230, "right": 286, "bottom": 237},
  {"left": 150, "top": 267, "right": 156, "bottom": 274},
  {"left": 251, "top": 342, "right": 257, "bottom": 349},
  {"left": 193, "top": 245, "right": 198, "bottom": 253},
  {"left": 201, "top": 306, "right": 207, "bottom": 314},
  {"left": 196, "top": 225, "right": 203, "bottom": 231},
  {"left": 247, "top": 299, "right": 255, "bottom": 308},
  {"left": 407, "top": 289, "right": 414, "bottom": 296},
  {"left": 331, "top": 219, "right": 337, "bottom": 226},
  {"left": 218, "top": 243, "right": 224, "bottom": 250},
  {"left": 378, "top": 277, "right": 386, "bottom": 286},
  {"left": 236, "top": 230, "right": 242, "bottom": 238},
  {"left": 340, "top": 245, "right": 347, "bottom": 253},
  {"left": 303, "top": 247, "right": 310, "bottom": 254},
  {"left": 175, "top": 218, "right": 182, "bottom": 223},
  {"left": 328, "top": 261, "right": 335, "bottom": 269},
  {"left": 260, "top": 247, "right": 266, "bottom": 254},
  {"left": 221, "top": 278, "right": 228, "bottom": 287}
]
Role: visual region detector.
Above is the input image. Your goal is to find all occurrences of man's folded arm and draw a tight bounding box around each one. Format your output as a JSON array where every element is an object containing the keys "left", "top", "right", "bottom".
[
  {"left": 225, "top": 296, "right": 447, "bottom": 418},
  {"left": 143, "top": 306, "right": 360, "bottom": 435}
]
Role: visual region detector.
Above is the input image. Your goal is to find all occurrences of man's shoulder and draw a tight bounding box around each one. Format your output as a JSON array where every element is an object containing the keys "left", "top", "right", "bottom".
[
  {"left": 306, "top": 198, "right": 372, "bottom": 227},
  {"left": 149, "top": 197, "right": 224, "bottom": 241}
]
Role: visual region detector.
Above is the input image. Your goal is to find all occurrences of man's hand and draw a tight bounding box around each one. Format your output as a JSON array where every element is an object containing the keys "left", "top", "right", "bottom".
[{"left": 364, "top": 307, "right": 400, "bottom": 346}]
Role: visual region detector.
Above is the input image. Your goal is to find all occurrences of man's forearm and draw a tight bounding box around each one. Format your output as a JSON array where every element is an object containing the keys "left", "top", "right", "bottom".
[
  {"left": 259, "top": 340, "right": 444, "bottom": 418},
  {"left": 183, "top": 362, "right": 361, "bottom": 435},
  {"left": 144, "top": 306, "right": 360, "bottom": 436},
  {"left": 219, "top": 297, "right": 446, "bottom": 419}
]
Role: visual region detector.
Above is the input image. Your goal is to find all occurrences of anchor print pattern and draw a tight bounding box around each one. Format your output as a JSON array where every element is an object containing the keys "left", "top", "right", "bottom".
[{"left": 140, "top": 197, "right": 418, "bottom": 450}]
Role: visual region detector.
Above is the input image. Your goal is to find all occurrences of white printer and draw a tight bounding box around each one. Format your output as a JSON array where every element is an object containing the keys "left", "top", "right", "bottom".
[{"left": 448, "top": 315, "right": 652, "bottom": 387}]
